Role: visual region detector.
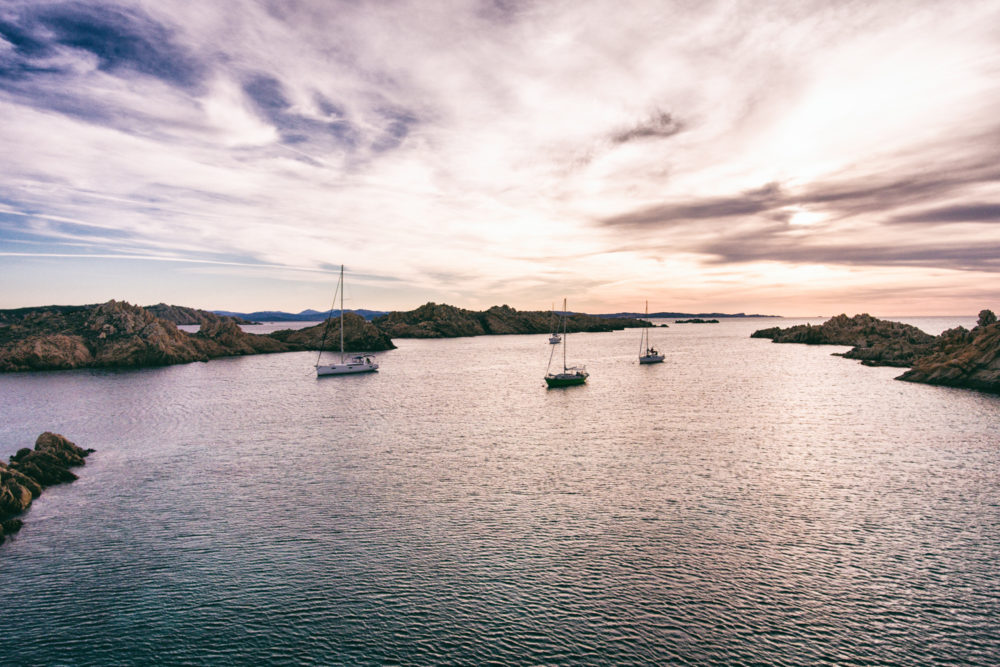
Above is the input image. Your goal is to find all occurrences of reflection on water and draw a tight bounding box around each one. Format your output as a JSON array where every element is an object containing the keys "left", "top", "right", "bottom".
[{"left": 2, "top": 317, "right": 999, "bottom": 665}]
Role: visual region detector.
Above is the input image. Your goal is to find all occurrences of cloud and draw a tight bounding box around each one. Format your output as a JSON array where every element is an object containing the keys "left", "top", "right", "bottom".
[
  {"left": 1, "top": 0, "right": 1000, "bottom": 313},
  {"left": 611, "top": 110, "right": 684, "bottom": 144},
  {"left": 0, "top": 1, "right": 204, "bottom": 88},
  {"left": 601, "top": 183, "right": 786, "bottom": 228},
  {"left": 891, "top": 203, "right": 1000, "bottom": 225},
  {"left": 242, "top": 72, "right": 361, "bottom": 148},
  {"left": 698, "top": 233, "right": 1000, "bottom": 273}
]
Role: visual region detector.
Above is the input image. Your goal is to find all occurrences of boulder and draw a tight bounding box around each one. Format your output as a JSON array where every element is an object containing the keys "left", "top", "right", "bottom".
[{"left": 1, "top": 433, "right": 92, "bottom": 544}]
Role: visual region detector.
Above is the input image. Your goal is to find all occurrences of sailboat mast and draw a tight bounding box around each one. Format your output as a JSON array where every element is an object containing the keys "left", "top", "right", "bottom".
[
  {"left": 644, "top": 300, "right": 649, "bottom": 351},
  {"left": 339, "top": 265, "right": 345, "bottom": 363},
  {"left": 562, "top": 297, "right": 568, "bottom": 371}
]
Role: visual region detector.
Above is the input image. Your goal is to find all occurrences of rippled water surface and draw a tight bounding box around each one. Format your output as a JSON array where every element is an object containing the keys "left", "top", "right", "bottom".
[{"left": 2, "top": 317, "right": 999, "bottom": 665}]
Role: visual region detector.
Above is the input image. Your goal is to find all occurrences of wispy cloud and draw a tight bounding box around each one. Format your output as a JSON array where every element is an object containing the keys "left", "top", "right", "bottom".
[{"left": 611, "top": 110, "right": 684, "bottom": 144}]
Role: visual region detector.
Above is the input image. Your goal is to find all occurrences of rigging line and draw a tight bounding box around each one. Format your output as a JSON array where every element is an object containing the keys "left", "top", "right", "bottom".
[
  {"left": 546, "top": 338, "right": 557, "bottom": 373},
  {"left": 316, "top": 269, "right": 343, "bottom": 366}
]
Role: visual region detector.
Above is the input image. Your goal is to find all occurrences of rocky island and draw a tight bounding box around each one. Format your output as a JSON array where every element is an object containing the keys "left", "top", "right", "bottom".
[
  {"left": 752, "top": 310, "right": 1000, "bottom": 393},
  {"left": 675, "top": 318, "right": 719, "bottom": 324},
  {"left": 0, "top": 300, "right": 393, "bottom": 373},
  {"left": 1, "top": 432, "right": 92, "bottom": 545},
  {"left": 371, "top": 302, "right": 650, "bottom": 338},
  {"left": 271, "top": 312, "right": 395, "bottom": 351},
  {"left": 751, "top": 313, "right": 937, "bottom": 367}
]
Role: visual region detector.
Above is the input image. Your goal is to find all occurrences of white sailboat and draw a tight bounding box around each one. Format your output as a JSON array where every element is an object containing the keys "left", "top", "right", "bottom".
[
  {"left": 544, "top": 298, "right": 588, "bottom": 387},
  {"left": 548, "top": 303, "right": 562, "bottom": 344},
  {"left": 638, "top": 300, "right": 664, "bottom": 364},
  {"left": 315, "top": 266, "right": 379, "bottom": 377}
]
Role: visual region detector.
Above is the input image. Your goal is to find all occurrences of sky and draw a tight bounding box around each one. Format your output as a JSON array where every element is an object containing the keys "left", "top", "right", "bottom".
[{"left": 1, "top": 0, "right": 999, "bottom": 316}]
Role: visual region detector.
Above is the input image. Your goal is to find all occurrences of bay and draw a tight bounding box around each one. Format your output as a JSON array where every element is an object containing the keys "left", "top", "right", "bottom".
[{"left": 2, "top": 317, "right": 999, "bottom": 665}]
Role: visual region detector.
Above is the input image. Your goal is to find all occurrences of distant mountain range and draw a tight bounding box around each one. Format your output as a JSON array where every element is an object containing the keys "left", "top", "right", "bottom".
[
  {"left": 212, "top": 308, "right": 388, "bottom": 322},
  {"left": 213, "top": 308, "right": 778, "bottom": 322},
  {"left": 596, "top": 311, "right": 779, "bottom": 319}
]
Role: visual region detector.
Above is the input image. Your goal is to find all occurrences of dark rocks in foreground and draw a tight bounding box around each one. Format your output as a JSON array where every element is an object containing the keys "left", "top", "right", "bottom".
[
  {"left": 371, "top": 303, "right": 651, "bottom": 339},
  {"left": 753, "top": 310, "right": 1000, "bottom": 393},
  {"left": 1, "top": 432, "right": 92, "bottom": 546}
]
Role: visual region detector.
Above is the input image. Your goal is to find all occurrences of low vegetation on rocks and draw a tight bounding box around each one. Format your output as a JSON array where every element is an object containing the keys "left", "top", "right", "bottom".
[
  {"left": 371, "top": 303, "right": 651, "bottom": 339},
  {"left": 270, "top": 312, "right": 395, "bottom": 351}
]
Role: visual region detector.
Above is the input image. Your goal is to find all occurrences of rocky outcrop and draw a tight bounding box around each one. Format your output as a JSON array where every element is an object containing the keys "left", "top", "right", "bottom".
[
  {"left": 897, "top": 316, "right": 1000, "bottom": 393},
  {"left": 372, "top": 303, "right": 651, "bottom": 339},
  {"left": 145, "top": 303, "right": 254, "bottom": 326},
  {"left": 675, "top": 318, "right": 719, "bottom": 324},
  {"left": 751, "top": 313, "right": 937, "bottom": 367},
  {"left": 197, "top": 317, "right": 292, "bottom": 354},
  {"left": 1, "top": 432, "right": 92, "bottom": 545},
  {"left": 0, "top": 300, "right": 301, "bottom": 372},
  {"left": 753, "top": 310, "right": 1000, "bottom": 393},
  {"left": 271, "top": 312, "right": 396, "bottom": 351}
]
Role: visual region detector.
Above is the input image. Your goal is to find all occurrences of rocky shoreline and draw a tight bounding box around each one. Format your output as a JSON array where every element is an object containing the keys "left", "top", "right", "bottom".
[
  {"left": 0, "top": 300, "right": 393, "bottom": 373},
  {"left": 1, "top": 433, "right": 92, "bottom": 546},
  {"left": 752, "top": 310, "right": 1000, "bottom": 393},
  {"left": 0, "top": 299, "right": 650, "bottom": 373}
]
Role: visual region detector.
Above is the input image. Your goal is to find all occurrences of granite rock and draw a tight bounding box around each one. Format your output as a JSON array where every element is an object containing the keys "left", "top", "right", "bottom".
[
  {"left": 1, "top": 433, "right": 92, "bottom": 545},
  {"left": 896, "top": 317, "right": 1000, "bottom": 393}
]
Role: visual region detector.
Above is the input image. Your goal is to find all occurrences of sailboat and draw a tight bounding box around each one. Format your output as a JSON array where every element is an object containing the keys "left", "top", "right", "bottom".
[
  {"left": 548, "top": 303, "right": 561, "bottom": 344},
  {"left": 544, "top": 298, "right": 589, "bottom": 387},
  {"left": 315, "top": 265, "right": 379, "bottom": 377},
  {"left": 638, "top": 300, "right": 664, "bottom": 364}
]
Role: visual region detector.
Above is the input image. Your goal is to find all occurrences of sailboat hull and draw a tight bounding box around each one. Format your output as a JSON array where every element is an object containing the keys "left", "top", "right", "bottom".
[
  {"left": 316, "top": 360, "right": 378, "bottom": 376},
  {"left": 544, "top": 371, "right": 588, "bottom": 387},
  {"left": 639, "top": 354, "right": 664, "bottom": 364}
]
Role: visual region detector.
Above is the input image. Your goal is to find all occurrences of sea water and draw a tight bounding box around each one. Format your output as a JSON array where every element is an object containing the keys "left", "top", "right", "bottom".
[{"left": 2, "top": 317, "right": 999, "bottom": 665}]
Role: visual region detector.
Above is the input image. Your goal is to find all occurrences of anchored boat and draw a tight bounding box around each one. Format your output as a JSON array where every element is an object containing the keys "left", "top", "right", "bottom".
[
  {"left": 544, "top": 298, "right": 588, "bottom": 387},
  {"left": 315, "top": 265, "right": 379, "bottom": 377},
  {"left": 638, "top": 300, "right": 664, "bottom": 364}
]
